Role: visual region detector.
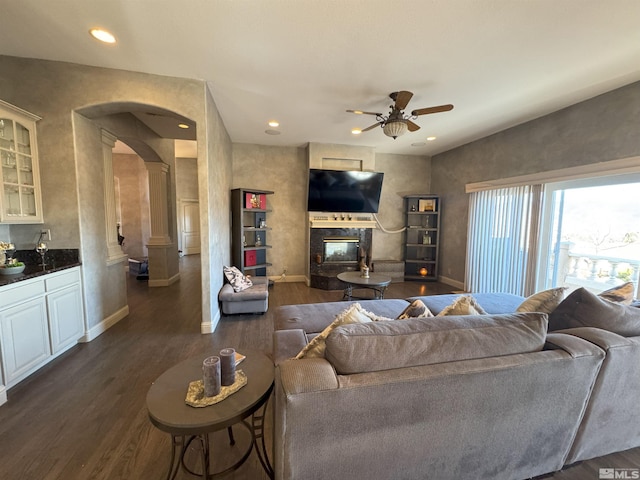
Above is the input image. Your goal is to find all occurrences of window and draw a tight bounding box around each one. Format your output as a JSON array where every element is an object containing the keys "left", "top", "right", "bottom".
[
  {"left": 466, "top": 185, "right": 542, "bottom": 295},
  {"left": 537, "top": 174, "right": 640, "bottom": 297},
  {"left": 466, "top": 157, "right": 640, "bottom": 296}
]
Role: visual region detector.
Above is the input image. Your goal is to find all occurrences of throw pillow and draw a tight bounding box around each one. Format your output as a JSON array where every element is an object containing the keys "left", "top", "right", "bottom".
[
  {"left": 295, "top": 303, "right": 377, "bottom": 359},
  {"left": 396, "top": 299, "right": 434, "bottom": 319},
  {"left": 223, "top": 266, "right": 253, "bottom": 293},
  {"left": 548, "top": 287, "right": 640, "bottom": 336},
  {"left": 516, "top": 287, "right": 567, "bottom": 314},
  {"left": 599, "top": 282, "right": 634, "bottom": 305},
  {"left": 437, "top": 295, "right": 487, "bottom": 316}
]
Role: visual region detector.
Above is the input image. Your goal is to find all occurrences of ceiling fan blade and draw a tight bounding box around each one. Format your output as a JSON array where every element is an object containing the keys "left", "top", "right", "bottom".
[
  {"left": 361, "top": 122, "right": 381, "bottom": 132},
  {"left": 391, "top": 90, "right": 413, "bottom": 110},
  {"left": 346, "top": 109, "right": 383, "bottom": 116},
  {"left": 406, "top": 120, "right": 421, "bottom": 132},
  {"left": 411, "top": 104, "right": 454, "bottom": 116}
]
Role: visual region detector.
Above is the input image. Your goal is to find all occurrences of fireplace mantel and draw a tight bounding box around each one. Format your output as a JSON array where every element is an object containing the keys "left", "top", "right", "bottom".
[{"left": 309, "top": 214, "right": 377, "bottom": 229}]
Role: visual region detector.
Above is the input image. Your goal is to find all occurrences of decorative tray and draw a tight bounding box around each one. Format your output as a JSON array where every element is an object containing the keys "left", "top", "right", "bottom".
[{"left": 185, "top": 369, "right": 247, "bottom": 408}]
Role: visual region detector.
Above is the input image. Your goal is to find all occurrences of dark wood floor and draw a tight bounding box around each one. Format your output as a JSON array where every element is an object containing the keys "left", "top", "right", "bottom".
[{"left": 0, "top": 255, "right": 637, "bottom": 479}]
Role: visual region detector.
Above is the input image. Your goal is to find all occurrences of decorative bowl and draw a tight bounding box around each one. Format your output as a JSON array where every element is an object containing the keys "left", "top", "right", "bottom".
[{"left": 0, "top": 264, "right": 26, "bottom": 275}]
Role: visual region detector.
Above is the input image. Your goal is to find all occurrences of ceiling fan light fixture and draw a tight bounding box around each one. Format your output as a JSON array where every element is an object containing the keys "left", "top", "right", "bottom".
[
  {"left": 351, "top": 128, "right": 362, "bottom": 135},
  {"left": 383, "top": 120, "right": 408, "bottom": 139}
]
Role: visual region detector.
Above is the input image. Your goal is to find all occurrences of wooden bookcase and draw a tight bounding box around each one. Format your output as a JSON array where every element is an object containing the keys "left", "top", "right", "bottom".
[
  {"left": 231, "top": 188, "right": 274, "bottom": 276},
  {"left": 403, "top": 194, "right": 440, "bottom": 281}
]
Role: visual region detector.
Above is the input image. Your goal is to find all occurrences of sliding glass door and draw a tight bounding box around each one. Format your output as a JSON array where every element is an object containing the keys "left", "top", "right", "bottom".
[
  {"left": 537, "top": 174, "right": 640, "bottom": 297},
  {"left": 466, "top": 185, "right": 542, "bottom": 295}
]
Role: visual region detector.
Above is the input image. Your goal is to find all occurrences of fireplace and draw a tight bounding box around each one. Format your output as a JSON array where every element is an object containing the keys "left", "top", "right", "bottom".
[
  {"left": 323, "top": 236, "right": 359, "bottom": 263},
  {"left": 309, "top": 227, "right": 372, "bottom": 290}
]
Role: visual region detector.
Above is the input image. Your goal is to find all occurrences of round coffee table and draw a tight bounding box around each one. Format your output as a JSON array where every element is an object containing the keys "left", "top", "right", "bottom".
[
  {"left": 337, "top": 271, "right": 392, "bottom": 300},
  {"left": 146, "top": 349, "right": 274, "bottom": 479}
]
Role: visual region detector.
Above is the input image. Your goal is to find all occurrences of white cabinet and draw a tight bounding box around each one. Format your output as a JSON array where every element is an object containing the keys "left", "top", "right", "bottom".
[
  {"left": 0, "top": 298, "right": 50, "bottom": 384},
  {"left": 46, "top": 271, "right": 84, "bottom": 354},
  {"left": 0, "top": 99, "right": 43, "bottom": 223},
  {"left": 0, "top": 267, "right": 84, "bottom": 400}
]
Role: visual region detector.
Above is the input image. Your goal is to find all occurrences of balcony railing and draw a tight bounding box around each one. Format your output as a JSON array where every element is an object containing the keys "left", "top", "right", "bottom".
[{"left": 554, "top": 241, "right": 640, "bottom": 297}]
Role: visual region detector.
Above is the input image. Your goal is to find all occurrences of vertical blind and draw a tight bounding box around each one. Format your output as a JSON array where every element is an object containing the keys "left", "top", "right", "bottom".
[{"left": 465, "top": 184, "right": 543, "bottom": 296}]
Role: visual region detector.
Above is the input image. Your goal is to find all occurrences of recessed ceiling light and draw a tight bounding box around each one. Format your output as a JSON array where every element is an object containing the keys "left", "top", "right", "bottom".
[
  {"left": 89, "top": 28, "right": 116, "bottom": 44},
  {"left": 426, "top": 136, "right": 437, "bottom": 141},
  {"left": 177, "top": 123, "right": 190, "bottom": 129},
  {"left": 265, "top": 129, "right": 281, "bottom": 135},
  {"left": 268, "top": 120, "right": 279, "bottom": 127},
  {"left": 351, "top": 128, "right": 362, "bottom": 135}
]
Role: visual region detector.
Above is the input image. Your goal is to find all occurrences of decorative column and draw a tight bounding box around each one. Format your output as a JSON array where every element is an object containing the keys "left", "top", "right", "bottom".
[
  {"left": 145, "top": 162, "right": 172, "bottom": 245},
  {"left": 101, "top": 130, "right": 126, "bottom": 265},
  {"left": 145, "top": 161, "right": 180, "bottom": 287}
]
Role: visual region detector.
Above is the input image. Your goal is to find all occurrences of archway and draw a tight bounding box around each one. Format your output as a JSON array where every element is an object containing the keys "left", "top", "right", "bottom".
[{"left": 74, "top": 102, "right": 200, "bottom": 289}]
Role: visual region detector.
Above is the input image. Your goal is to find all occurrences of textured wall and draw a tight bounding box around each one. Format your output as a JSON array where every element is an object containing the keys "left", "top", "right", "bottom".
[
  {"left": 73, "top": 113, "right": 128, "bottom": 324},
  {"left": 232, "top": 144, "right": 308, "bottom": 278},
  {"left": 0, "top": 55, "right": 230, "bottom": 333},
  {"left": 199, "top": 85, "right": 233, "bottom": 330},
  {"left": 308, "top": 142, "right": 375, "bottom": 170},
  {"left": 431, "top": 81, "right": 640, "bottom": 286},
  {"left": 372, "top": 153, "right": 431, "bottom": 261},
  {"left": 113, "top": 154, "right": 150, "bottom": 259},
  {"left": 176, "top": 157, "right": 199, "bottom": 200}
]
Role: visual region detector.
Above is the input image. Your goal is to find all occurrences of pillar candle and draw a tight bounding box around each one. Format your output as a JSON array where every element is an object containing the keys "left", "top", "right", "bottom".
[
  {"left": 220, "top": 348, "right": 236, "bottom": 386},
  {"left": 202, "top": 356, "right": 221, "bottom": 397}
]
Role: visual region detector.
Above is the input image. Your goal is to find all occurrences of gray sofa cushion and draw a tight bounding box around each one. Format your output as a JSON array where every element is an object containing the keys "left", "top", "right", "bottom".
[
  {"left": 275, "top": 299, "right": 410, "bottom": 334},
  {"left": 218, "top": 278, "right": 268, "bottom": 302},
  {"left": 549, "top": 287, "right": 640, "bottom": 336},
  {"left": 325, "top": 312, "right": 548, "bottom": 374},
  {"left": 406, "top": 292, "right": 525, "bottom": 316}
]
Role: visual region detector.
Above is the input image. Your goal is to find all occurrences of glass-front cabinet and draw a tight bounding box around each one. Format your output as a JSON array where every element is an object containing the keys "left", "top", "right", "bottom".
[{"left": 0, "top": 100, "right": 43, "bottom": 223}]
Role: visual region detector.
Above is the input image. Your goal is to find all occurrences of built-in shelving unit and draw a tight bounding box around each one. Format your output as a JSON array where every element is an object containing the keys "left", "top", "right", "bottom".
[
  {"left": 231, "top": 188, "right": 274, "bottom": 276},
  {"left": 403, "top": 194, "right": 440, "bottom": 281}
]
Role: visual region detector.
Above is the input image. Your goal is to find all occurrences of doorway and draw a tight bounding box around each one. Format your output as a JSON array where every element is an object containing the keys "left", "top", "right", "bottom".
[
  {"left": 538, "top": 174, "right": 640, "bottom": 297},
  {"left": 179, "top": 199, "right": 201, "bottom": 255}
]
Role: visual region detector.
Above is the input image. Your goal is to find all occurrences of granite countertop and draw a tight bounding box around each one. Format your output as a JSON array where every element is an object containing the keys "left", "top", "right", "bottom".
[{"left": 0, "top": 249, "right": 81, "bottom": 288}]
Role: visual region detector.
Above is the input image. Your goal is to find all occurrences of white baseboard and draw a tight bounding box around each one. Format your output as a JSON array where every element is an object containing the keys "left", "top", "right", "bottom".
[
  {"left": 149, "top": 272, "right": 181, "bottom": 287},
  {"left": 438, "top": 275, "right": 465, "bottom": 290},
  {"left": 201, "top": 310, "right": 221, "bottom": 334},
  {"left": 80, "top": 305, "right": 130, "bottom": 343},
  {"left": 0, "top": 385, "right": 6, "bottom": 406}
]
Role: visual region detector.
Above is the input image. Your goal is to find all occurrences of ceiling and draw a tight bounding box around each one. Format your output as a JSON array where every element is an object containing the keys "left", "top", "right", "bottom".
[{"left": 2, "top": 0, "right": 640, "bottom": 157}]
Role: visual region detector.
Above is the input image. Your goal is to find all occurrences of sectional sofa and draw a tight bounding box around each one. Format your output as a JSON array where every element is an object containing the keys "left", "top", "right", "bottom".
[{"left": 272, "top": 291, "right": 640, "bottom": 480}]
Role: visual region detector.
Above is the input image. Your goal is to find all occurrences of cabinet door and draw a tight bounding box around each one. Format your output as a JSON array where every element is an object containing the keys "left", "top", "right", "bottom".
[
  {"left": 0, "top": 298, "right": 50, "bottom": 385},
  {"left": 0, "top": 101, "right": 43, "bottom": 224},
  {"left": 47, "top": 284, "right": 84, "bottom": 354}
]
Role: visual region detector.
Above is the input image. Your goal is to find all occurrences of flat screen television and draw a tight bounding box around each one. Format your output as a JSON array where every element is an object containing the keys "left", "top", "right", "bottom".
[{"left": 307, "top": 169, "right": 384, "bottom": 213}]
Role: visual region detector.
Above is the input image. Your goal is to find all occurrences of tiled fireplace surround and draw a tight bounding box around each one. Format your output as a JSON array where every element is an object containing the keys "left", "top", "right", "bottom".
[{"left": 309, "top": 227, "right": 372, "bottom": 290}]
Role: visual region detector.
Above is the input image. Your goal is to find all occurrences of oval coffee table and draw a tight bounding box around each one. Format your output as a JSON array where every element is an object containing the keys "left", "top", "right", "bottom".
[
  {"left": 146, "top": 349, "right": 274, "bottom": 479},
  {"left": 337, "top": 271, "right": 392, "bottom": 300}
]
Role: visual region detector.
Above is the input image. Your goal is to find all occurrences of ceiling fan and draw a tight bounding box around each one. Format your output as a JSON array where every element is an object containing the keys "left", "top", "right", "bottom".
[{"left": 346, "top": 91, "right": 453, "bottom": 139}]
